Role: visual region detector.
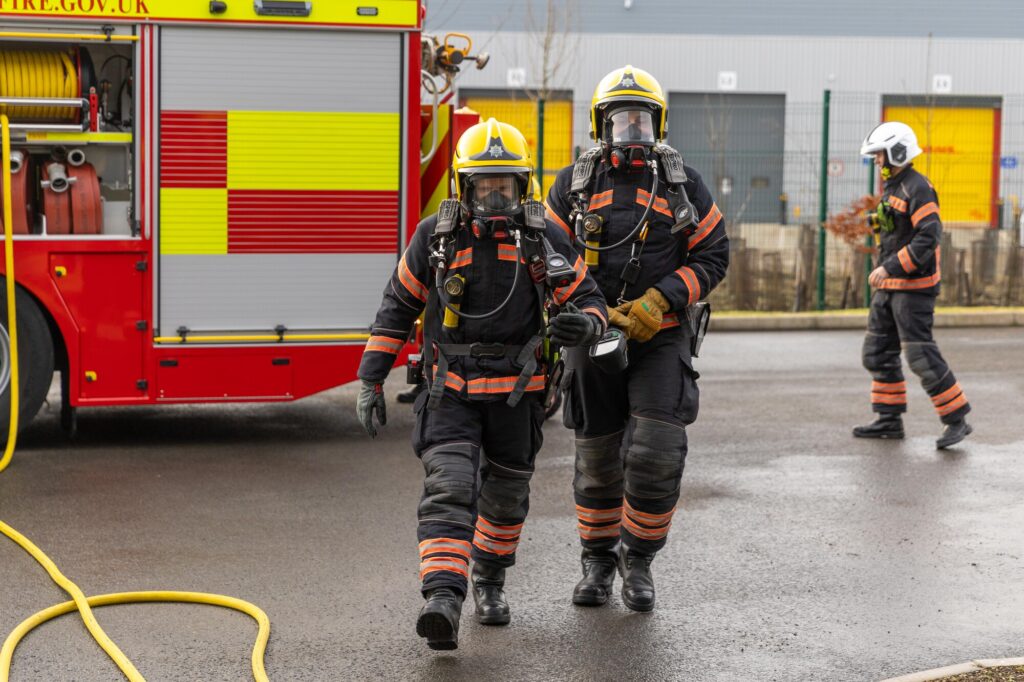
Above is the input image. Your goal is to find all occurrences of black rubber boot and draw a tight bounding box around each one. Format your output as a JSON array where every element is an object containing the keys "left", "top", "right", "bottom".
[
  {"left": 471, "top": 562, "right": 510, "bottom": 625},
  {"left": 618, "top": 545, "right": 656, "bottom": 612},
  {"left": 852, "top": 414, "right": 905, "bottom": 439},
  {"left": 397, "top": 381, "right": 426, "bottom": 404},
  {"left": 936, "top": 419, "right": 972, "bottom": 449},
  {"left": 572, "top": 548, "right": 618, "bottom": 606},
  {"left": 416, "top": 587, "right": 463, "bottom": 650}
]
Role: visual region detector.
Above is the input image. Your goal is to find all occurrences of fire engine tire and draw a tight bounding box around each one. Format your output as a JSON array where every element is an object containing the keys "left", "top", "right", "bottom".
[{"left": 0, "top": 285, "right": 55, "bottom": 439}]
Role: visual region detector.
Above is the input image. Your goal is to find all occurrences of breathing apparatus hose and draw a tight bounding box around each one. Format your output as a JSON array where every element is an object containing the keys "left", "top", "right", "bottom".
[
  {"left": 438, "top": 232, "right": 525, "bottom": 321},
  {"left": 576, "top": 159, "right": 658, "bottom": 253},
  {"left": 0, "top": 116, "right": 270, "bottom": 681},
  {"left": 0, "top": 50, "right": 80, "bottom": 122}
]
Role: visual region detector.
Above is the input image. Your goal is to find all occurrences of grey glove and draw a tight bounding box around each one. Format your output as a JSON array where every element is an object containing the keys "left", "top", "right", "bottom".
[
  {"left": 357, "top": 380, "right": 387, "bottom": 438},
  {"left": 547, "top": 303, "right": 603, "bottom": 347}
]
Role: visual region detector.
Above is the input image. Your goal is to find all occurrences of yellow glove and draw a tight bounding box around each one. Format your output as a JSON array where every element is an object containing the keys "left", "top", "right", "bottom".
[
  {"left": 607, "top": 305, "right": 632, "bottom": 333},
  {"left": 622, "top": 288, "right": 670, "bottom": 343}
]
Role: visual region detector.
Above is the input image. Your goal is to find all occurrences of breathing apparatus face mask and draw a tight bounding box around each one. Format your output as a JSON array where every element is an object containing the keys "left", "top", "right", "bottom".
[
  {"left": 463, "top": 172, "right": 526, "bottom": 239},
  {"left": 603, "top": 107, "right": 656, "bottom": 171}
]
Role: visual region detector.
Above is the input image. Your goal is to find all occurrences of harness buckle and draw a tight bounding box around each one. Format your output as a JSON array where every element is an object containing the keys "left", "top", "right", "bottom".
[{"left": 469, "top": 342, "right": 506, "bottom": 358}]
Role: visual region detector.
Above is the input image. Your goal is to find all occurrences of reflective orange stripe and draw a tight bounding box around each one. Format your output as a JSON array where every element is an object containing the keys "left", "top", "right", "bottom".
[
  {"left": 575, "top": 505, "right": 622, "bottom": 524},
  {"left": 937, "top": 393, "right": 968, "bottom": 416},
  {"left": 544, "top": 203, "right": 574, "bottom": 239},
  {"left": 624, "top": 501, "right": 675, "bottom": 526},
  {"left": 589, "top": 190, "right": 614, "bottom": 210},
  {"left": 675, "top": 266, "right": 700, "bottom": 304},
  {"left": 450, "top": 248, "right": 473, "bottom": 269},
  {"left": 931, "top": 382, "right": 963, "bottom": 407},
  {"left": 879, "top": 248, "right": 941, "bottom": 290},
  {"left": 398, "top": 254, "right": 428, "bottom": 302},
  {"left": 583, "top": 306, "right": 607, "bottom": 325},
  {"left": 622, "top": 516, "right": 670, "bottom": 540},
  {"left": 897, "top": 247, "right": 916, "bottom": 273},
  {"left": 911, "top": 202, "right": 939, "bottom": 226},
  {"left": 636, "top": 188, "right": 672, "bottom": 218},
  {"left": 688, "top": 203, "right": 722, "bottom": 249},
  {"left": 418, "top": 538, "right": 472, "bottom": 559},
  {"left": 660, "top": 313, "right": 680, "bottom": 330},
  {"left": 472, "top": 533, "right": 519, "bottom": 556},
  {"left": 888, "top": 196, "right": 908, "bottom": 213},
  {"left": 872, "top": 381, "right": 907, "bottom": 394},
  {"left": 419, "top": 558, "right": 469, "bottom": 580},
  {"left": 497, "top": 243, "right": 521, "bottom": 262},
  {"left": 476, "top": 517, "right": 523, "bottom": 539},
  {"left": 444, "top": 371, "right": 466, "bottom": 392},
  {"left": 577, "top": 523, "right": 621, "bottom": 540},
  {"left": 466, "top": 374, "right": 546, "bottom": 395},
  {"left": 365, "top": 335, "right": 404, "bottom": 354},
  {"left": 871, "top": 393, "right": 908, "bottom": 405}
]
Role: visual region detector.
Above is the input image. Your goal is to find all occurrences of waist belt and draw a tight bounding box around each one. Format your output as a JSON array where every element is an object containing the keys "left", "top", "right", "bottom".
[{"left": 425, "top": 336, "right": 544, "bottom": 409}]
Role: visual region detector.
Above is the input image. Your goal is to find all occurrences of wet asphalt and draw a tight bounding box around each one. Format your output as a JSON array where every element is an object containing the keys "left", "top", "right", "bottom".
[{"left": 0, "top": 327, "right": 1022, "bottom": 682}]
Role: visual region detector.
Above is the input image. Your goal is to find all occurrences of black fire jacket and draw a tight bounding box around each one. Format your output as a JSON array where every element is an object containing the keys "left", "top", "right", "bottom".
[
  {"left": 358, "top": 213, "right": 606, "bottom": 400},
  {"left": 877, "top": 164, "right": 943, "bottom": 295},
  {"left": 545, "top": 153, "right": 729, "bottom": 331}
]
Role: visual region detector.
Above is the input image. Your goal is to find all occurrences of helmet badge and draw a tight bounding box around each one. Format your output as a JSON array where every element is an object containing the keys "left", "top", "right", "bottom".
[{"left": 470, "top": 136, "right": 523, "bottom": 162}]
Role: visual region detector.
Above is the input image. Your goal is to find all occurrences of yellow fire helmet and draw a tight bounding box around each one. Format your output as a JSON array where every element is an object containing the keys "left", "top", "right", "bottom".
[
  {"left": 589, "top": 65, "right": 667, "bottom": 142},
  {"left": 451, "top": 117, "right": 534, "bottom": 206}
]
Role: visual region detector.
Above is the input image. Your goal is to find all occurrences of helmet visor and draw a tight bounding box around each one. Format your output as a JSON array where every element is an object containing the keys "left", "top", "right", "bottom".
[
  {"left": 608, "top": 108, "right": 656, "bottom": 145},
  {"left": 465, "top": 173, "right": 523, "bottom": 215}
]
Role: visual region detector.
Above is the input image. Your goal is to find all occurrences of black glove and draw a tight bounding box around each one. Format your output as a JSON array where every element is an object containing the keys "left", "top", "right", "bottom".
[
  {"left": 547, "top": 304, "right": 603, "bottom": 347},
  {"left": 356, "top": 380, "right": 387, "bottom": 438}
]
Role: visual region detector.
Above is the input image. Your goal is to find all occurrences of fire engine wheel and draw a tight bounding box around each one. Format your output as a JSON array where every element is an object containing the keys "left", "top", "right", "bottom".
[{"left": 0, "top": 286, "right": 55, "bottom": 438}]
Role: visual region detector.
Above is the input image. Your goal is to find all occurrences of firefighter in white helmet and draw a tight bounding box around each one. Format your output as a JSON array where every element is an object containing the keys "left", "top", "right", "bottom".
[{"left": 855, "top": 121, "right": 972, "bottom": 448}]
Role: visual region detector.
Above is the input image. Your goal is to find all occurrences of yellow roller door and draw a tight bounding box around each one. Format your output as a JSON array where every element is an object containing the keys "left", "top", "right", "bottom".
[
  {"left": 459, "top": 95, "right": 573, "bottom": 197},
  {"left": 884, "top": 105, "right": 997, "bottom": 226}
]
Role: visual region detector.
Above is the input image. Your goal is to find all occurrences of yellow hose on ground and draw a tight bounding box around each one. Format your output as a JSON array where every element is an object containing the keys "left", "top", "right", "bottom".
[
  {"left": 0, "top": 115, "right": 271, "bottom": 681},
  {"left": 0, "top": 50, "right": 79, "bottom": 121}
]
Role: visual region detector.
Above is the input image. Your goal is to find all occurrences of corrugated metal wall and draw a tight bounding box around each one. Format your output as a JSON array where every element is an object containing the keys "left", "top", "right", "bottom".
[
  {"left": 445, "top": 31, "right": 1024, "bottom": 226},
  {"left": 424, "top": 0, "right": 1024, "bottom": 38}
]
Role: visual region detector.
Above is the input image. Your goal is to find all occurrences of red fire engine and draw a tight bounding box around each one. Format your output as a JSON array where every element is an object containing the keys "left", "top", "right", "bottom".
[{"left": 0, "top": 0, "right": 486, "bottom": 435}]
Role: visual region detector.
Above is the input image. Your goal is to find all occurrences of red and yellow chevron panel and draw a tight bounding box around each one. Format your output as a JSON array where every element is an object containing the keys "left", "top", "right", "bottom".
[
  {"left": 227, "top": 190, "right": 399, "bottom": 253},
  {"left": 161, "top": 110, "right": 227, "bottom": 188},
  {"left": 160, "top": 109, "right": 399, "bottom": 255}
]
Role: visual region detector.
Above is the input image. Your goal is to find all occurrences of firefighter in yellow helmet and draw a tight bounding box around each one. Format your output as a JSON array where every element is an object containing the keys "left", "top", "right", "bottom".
[
  {"left": 545, "top": 66, "right": 730, "bottom": 612},
  {"left": 356, "top": 119, "right": 606, "bottom": 649}
]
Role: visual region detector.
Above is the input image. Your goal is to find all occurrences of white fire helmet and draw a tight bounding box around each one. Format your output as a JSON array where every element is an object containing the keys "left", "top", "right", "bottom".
[{"left": 860, "top": 121, "right": 923, "bottom": 167}]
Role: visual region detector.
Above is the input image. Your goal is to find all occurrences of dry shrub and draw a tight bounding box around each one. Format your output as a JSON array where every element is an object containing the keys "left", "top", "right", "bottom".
[{"left": 825, "top": 194, "right": 880, "bottom": 253}]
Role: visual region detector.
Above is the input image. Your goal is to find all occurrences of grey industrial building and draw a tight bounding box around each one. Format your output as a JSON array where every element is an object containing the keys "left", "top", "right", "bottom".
[{"left": 425, "top": 0, "right": 1024, "bottom": 230}]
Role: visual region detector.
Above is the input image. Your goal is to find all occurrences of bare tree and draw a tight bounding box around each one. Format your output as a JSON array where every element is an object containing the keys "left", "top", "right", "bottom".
[{"left": 516, "top": 0, "right": 580, "bottom": 102}]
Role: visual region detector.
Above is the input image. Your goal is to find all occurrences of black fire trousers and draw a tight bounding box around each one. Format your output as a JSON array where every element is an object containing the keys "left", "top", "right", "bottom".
[
  {"left": 862, "top": 291, "right": 970, "bottom": 424},
  {"left": 563, "top": 326, "right": 699, "bottom": 556},
  {"left": 412, "top": 390, "right": 545, "bottom": 597}
]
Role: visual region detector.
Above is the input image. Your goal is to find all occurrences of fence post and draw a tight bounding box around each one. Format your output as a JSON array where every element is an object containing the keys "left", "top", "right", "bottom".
[
  {"left": 817, "top": 89, "right": 831, "bottom": 311},
  {"left": 864, "top": 155, "right": 874, "bottom": 307},
  {"left": 536, "top": 97, "right": 545, "bottom": 194}
]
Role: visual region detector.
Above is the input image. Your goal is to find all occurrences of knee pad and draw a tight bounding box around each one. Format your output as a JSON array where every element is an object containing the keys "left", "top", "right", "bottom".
[
  {"left": 862, "top": 333, "right": 898, "bottom": 373},
  {"left": 624, "top": 416, "right": 687, "bottom": 499},
  {"left": 420, "top": 442, "right": 478, "bottom": 514},
  {"left": 903, "top": 342, "right": 942, "bottom": 388},
  {"left": 573, "top": 430, "right": 624, "bottom": 499},
  {"left": 478, "top": 458, "right": 533, "bottom": 519}
]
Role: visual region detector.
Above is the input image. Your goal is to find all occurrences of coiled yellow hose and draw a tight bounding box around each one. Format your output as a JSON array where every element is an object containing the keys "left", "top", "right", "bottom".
[
  {"left": 0, "top": 115, "right": 271, "bottom": 681},
  {"left": 0, "top": 49, "right": 79, "bottom": 121}
]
